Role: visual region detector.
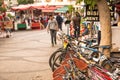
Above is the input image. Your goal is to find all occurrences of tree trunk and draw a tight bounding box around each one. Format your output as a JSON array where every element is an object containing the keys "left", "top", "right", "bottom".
[{"left": 97, "top": 0, "right": 112, "bottom": 58}]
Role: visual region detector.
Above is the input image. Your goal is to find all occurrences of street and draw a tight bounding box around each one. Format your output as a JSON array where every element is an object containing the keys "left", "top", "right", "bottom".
[{"left": 0, "top": 29, "right": 62, "bottom": 80}]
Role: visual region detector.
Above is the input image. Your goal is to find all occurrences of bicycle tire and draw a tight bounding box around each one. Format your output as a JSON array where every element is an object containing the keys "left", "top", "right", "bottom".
[
  {"left": 51, "top": 50, "right": 76, "bottom": 72},
  {"left": 101, "top": 59, "right": 114, "bottom": 72},
  {"left": 49, "top": 48, "right": 63, "bottom": 69},
  {"left": 52, "top": 52, "right": 66, "bottom": 71}
]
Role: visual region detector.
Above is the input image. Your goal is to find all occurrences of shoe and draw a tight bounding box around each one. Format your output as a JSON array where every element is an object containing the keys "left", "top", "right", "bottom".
[
  {"left": 6, "top": 35, "right": 10, "bottom": 38},
  {"left": 51, "top": 44, "right": 54, "bottom": 47},
  {"left": 55, "top": 42, "right": 57, "bottom": 45}
]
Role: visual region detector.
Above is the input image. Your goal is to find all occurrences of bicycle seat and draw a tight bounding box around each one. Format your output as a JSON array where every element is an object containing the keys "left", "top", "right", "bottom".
[{"left": 99, "top": 45, "right": 111, "bottom": 49}]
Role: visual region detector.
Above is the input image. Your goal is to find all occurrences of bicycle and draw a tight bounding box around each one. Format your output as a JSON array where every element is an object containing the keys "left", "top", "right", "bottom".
[
  {"left": 52, "top": 44, "right": 120, "bottom": 80},
  {"left": 53, "top": 54, "right": 88, "bottom": 80},
  {"left": 49, "top": 34, "right": 76, "bottom": 71},
  {"left": 50, "top": 38, "right": 99, "bottom": 71}
]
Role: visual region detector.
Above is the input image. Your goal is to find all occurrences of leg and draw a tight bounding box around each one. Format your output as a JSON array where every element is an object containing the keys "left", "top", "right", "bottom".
[
  {"left": 59, "top": 24, "right": 62, "bottom": 31},
  {"left": 74, "top": 28, "right": 77, "bottom": 38},
  {"left": 53, "top": 30, "right": 57, "bottom": 45},
  {"left": 98, "top": 30, "right": 101, "bottom": 45},
  {"left": 6, "top": 29, "right": 10, "bottom": 38},
  {"left": 77, "top": 26, "right": 80, "bottom": 39},
  {"left": 50, "top": 30, "right": 54, "bottom": 46},
  {"left": 66, "top": 24, "right": 70, "bottom": 36},
  {"left": 8, "top": 29, "right": 12, "bottom": 36}
]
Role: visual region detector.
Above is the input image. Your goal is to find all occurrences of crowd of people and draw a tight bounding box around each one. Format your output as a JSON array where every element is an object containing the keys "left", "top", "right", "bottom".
[
  {"left": 0, "top": 10, "right": 101, "bottom": 45},
  {"left": 46, "top": 11, "right": 100, "bottom": 47},
  {"left": 0, "top": 13, "right": 13, "bottom": 38}
]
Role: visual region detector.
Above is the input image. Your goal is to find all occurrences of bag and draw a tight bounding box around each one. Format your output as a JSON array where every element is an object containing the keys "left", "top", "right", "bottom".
[{"left": 55, "top": 25, "right": 59, "bottom": 31}]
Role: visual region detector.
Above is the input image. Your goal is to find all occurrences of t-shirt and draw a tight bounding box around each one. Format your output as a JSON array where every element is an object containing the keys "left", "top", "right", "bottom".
[
  {"left": 72, "top": 15, "right": 81, "bottom": 28},
  {"left": 47, "top": 19, "right": 58, "bottom": 30}
]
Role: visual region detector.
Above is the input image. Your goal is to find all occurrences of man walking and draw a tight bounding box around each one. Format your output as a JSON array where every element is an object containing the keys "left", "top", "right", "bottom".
[
  {"left": 72, "top": 12, "right": 81, "bottom": 39},
  {"left": 46, "top": 15, "right": 58, "bottom": 47},
  {"left": 56, "top": 13, "right": 63, "bottom": 31}
]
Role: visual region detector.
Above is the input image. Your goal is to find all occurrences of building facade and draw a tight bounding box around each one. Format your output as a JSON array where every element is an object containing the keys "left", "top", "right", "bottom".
[
  {"left": 4, "top": 0, "right": 17, "bottom": 7},
  {"left": 4, "top": 0, "right": 76, "bottom": 7},
  {"left": 34, "top": 0, "right": 76, "bottom": 6}
]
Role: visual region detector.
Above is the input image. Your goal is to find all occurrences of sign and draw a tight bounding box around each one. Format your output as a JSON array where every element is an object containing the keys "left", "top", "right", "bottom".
[{"left": 85, "top": 1, "right": 115, "bottom": 21}]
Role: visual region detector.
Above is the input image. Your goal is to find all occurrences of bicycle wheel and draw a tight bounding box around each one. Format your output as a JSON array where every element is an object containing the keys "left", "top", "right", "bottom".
[
  {"left": 101, "top": 59, "right": 114, "bottom": 72},
  {"left": 52, "top": 52, "right": 66, "bottom": 71},
  {"left": 49, "top": 48, "right": 63, "bottom": 69},
  {"left": 51, "top": 49, "right": 76, "bottom": 71}
]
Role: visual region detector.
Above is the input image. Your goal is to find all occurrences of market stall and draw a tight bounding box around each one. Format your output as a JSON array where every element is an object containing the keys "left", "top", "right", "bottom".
[
  {"left": 11, "top": 5, "right": 31, "bottom": 30},
  {"left": 11, "top": 5, "right": 62, "bottom": 30}
]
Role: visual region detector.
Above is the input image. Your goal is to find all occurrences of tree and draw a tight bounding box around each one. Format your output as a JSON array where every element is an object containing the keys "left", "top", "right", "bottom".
[
  {"left": 17, "top": 0, "right": 34, "bottom": 5},
  {"left": 0, "top": 0, "right": 7, "bottom": 13},
  {"left": 68, "top": 5, "right": 74, "bottom": 13},
  {"left": 76, "top": 0, "right": 112, "bottom": 58}
]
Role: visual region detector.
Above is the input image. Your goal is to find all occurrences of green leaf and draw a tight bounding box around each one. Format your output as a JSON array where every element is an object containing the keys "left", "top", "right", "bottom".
[
  {"left": 76, "top": 0, "right": 97, "bottom": 9},
  {"left": 17, "top": 0, "right": 34, "bottom": 5},
  {"left": 0, "top": 7, "right": 7, "bottom": 12},
  {"left": 68, "top": 5, "right": 74, "bottom": 13}
]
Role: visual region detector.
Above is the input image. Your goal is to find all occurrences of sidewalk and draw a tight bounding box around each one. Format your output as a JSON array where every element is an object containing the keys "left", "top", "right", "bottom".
[{"left": 0, "top": 25, "right": 67, "bottom": 80}]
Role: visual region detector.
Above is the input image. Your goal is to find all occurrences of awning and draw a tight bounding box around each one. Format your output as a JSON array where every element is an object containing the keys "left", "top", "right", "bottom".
[
  {"left": 30, "top": 6, "right": 44, "bottom": 10},
  {"left": 11, "top": 5, "right": 31, "bottom": 11},
  {"left": 54, "top": 6, "right": 68, "bottom": 13},
  {"left": 42, "top": 10, "right": 54, "bottom": 12},
  {"left": 11, "top": 5, "right": 61, "bottom": 11},
  {"left": 41, "top": 6, "right": 59, "bottom": 12}
]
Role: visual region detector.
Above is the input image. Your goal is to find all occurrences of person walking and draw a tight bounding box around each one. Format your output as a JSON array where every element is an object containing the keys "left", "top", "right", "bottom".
[
  {"left": 65, "top": 11, "right": 71, "bottom": 36},
  {"left": 56, "top": 13, "right": 63, "bottom": 31},
  {"left": 72, "top": 12, "right": 81, "bottom": 39},
  {"left": 46, "top": 15, "right": 58, "bottom": 47}
]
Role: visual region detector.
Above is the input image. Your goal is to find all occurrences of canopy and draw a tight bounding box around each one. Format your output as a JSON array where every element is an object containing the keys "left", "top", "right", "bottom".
[
  {"left": 11, "top": 5, "right": 31, "bottom": 11},
  {"left": 41, "top": 6, "right": 59, "bottom": 12},
  {"left": 54, "top": 6, "right": 68, "bottom": 13},
  {"left": 42, "top": 10, "right": 55, "bottom": 12},
  {"left": 30, "top": 5, "right": 44, "bottom": 10},
  {"left": 11, "top": 5, "right": 62, "bottom": 12}
]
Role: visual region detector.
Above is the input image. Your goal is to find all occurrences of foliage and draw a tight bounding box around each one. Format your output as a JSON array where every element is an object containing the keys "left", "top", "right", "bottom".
[
  {"left": 0, "top": 7, "right": 7, "bottom": 12},
  {"left": 76, "top": 0, "right": 97, "bottom": 8},
  {"left": 0, "top": 0, "right": 7, "bottom": 12},
  {"left": 7, "top": 13, "right": 14, "bottom": 19},
  {"left": 0, "top": 1, "right": 2, "bottom": 6},
  {"left": 17, "top": 0, "right": 34, "bottom": 5},
  {"left": 68, "top": 5, "right": 74, "bottom": 13}
]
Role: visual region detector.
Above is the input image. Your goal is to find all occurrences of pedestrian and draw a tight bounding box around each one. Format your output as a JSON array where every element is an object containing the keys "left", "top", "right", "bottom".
[
  {"left": 46, "top": 14, "right": 58, "bottom": 47},
  {"left": 72, "top": 12, "right": 81, "bottom": 39},
  {"left": 98, "top": 30, "right": 101, "bottom": 45},
  {"left": 65, "top": 11, "right": 71, "bottom": 36},
  {"left": 56, "top": 13, "right": 63, "bottom": 31},
  {"left": 4, "top": 16, "right": 13, "bottom": 38}
]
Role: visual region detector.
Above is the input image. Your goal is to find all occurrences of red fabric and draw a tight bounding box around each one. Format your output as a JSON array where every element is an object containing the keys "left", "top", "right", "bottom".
[
  {"left": 115, "top": 4, "right": 120, "bottom": 11},
  {"left": 0, "top": 16, "right": 3, "bottom": 20},
  {"left": 115, "top": 4, "right": 120, "bottom": 8},
  {"left": 2, "top": 12, "right": 6, "bottom": 17},
  {"left": 31, "top": 22, "right": 40, "bottom": 28}
]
